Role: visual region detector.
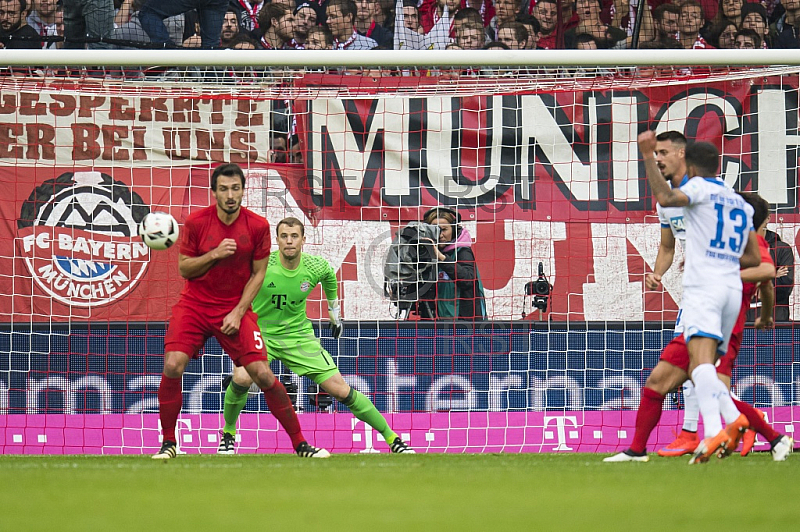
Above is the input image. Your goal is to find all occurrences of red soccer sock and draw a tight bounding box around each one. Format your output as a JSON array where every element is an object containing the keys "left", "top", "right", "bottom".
[
  {"left": 733, "top": 398, "right": 780, "bottom": 442},
  {"left": 158, "top": 375, "right": 182, "bottom": 443},
  {"left": 630, "top": 387, "right": 665, "bottom": 454},
  {"left": 262, "top": 380, "right": 305, "bottom": 449}
]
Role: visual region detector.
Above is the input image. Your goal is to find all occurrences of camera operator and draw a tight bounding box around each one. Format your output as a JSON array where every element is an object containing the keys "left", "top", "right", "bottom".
[{"left": 416, "top": 207, "right": 486, "bottom": 320}]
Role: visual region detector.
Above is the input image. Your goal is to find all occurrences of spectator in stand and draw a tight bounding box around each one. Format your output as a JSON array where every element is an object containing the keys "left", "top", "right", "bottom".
[
  {"left": 257, "top": 2, "right": 294, "bottom": 49},
  {"left": 489, "top": 0, "right": 520, "bottom": 40},
  {"left": 465, "top": 0, "right": 495, "bottom": 27},
  {"left": 770, "top": 0, "right": 800, "bottom": 49},
  {"left": 355, "top": 0, "right": 391, "bottom": 47},
  {"left": 0, "top": 0, "right": 41, "bottom": 48},
  {"left": 27, "top": 0, "right": 59, "bottom": 48},
  {"left": 395, "top": 0, "right": 448, "bottom": 49},
  {"left": 62, "top": 0, "right": 114, "bottom": 49},
  {"left": 228, "top": 31, "right": 255, "bottom": 47},
  {"left": 678, "top": 0, "right": 713, "bottom": 48},
  {"left": 765, "top": 229, "right": 795, "bottom": 321},
  {"left": 219, "top": 8, "right": 239, "bottom": 47},
  {"left": 140, "top": 0, "right": 226, "bottom": 48},
  {"left": 112, "top": 0, "right": 185, "bottom": 46},
  {"left": 708, "top": 18, "right": 737, "bottom": 48},
  {"left": 305, "top": 23, "right": 332, "bottom": 48},
  {"left": 482, "top": 39, "right": 509, "bottom": 48},
  {"left": 420, "top": 0, "right": 459, "bottom": 35},
  {"left": 327, "top": 0, "right": 376, "bottom": 49},
  {"left": 533, "top": 0, "right": 558, "bottom": 48},
  {"left": 453, "top": 6, "right": 481, "bottom": 37},
  {"left": 515, "top": 13, "right": 539, "bottom": 48},
  {"left": 565, "top": 0, "right": 626, "bottom": 49},
  {"left": 497, "top": 19, "right": 527, "bottom": 49},
  {"left": 292, "top": 2, "right": 320, "bottom": 49},
  {"left": 456, "top": 19, "right": 484, "bottom": 49},
  {"left": 710, "top": 0, "right": 743, "bottom": 27},
  {"left": 400, "top": 0, "right": 421, "bottom": 33},
  {"left": 733, "top": 27, "right": 761, "bottom": 48},
  {"left": 650, "top": 3, "right": 680, "bottom": 45},
  {"left": 574, "top": 32, "right": 597, "bottom": 49},
  {"left": 741, "top": 2, "right": 770, "bottom": 47},
  {"left": 229, "top": 0, "right": 264, "bottom": 35}
]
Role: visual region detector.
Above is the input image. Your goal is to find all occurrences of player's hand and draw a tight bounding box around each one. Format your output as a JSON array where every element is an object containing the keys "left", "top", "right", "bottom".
[
  {"left": 221, "top": 310, "right": 243, "bottom": 335},
  {"left": 645, "top": 272, "right": 662, "bottom": 290},
  {"left": 754, "top": 316, "right": 774, "bottom": 329},
  {"left": 637, "top": 130, "right": 657, "bottom": 156},
  {"left": 328, "top": 305, "right": 343, "bottom": 339},
  {"left": 214, "top": 238, "right": 237, "bottom": 260},
  {"left": 777, "top": 266, "right": 789, "bottom": 278}
]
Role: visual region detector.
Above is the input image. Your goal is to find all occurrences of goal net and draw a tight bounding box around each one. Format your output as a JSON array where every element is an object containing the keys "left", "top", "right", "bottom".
[{"left": 1, "top": 52, "right": 798, "bottom": 454}]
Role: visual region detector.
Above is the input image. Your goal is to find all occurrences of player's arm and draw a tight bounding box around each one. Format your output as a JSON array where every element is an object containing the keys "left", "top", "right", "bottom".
[
  {"left": 319, "top": 260, "right": 343, "bottom": 339},
  {"left": 739, "top": 231, "right": 762, "bottom": 270},
  {"left": 646, "top": 227, "right": 676, "bottom": 290},
  {"left": 178, "top": 239, "right": 237, "bottom": 279},
  {"left": 755, "top": 277, "right": 775, "bottom": 329},
  {"left": 740, "top": 257, "right": 775, "bottom": 284},
  {"left": 220, "top": 255, "right": 269, "bottom": 335},
  {"left": 638, "top": 131, "right": 689, "bottom": 207}
]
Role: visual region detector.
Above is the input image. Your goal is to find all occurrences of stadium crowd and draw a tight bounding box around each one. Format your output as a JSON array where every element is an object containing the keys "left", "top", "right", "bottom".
[{"left": 1, "top": 0, "right": 799, "bottom": 50}]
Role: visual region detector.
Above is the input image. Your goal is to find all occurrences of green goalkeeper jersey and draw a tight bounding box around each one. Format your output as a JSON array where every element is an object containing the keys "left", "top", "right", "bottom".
[{"left": 251, "top": 252, "right": 338, "bottom": 338}]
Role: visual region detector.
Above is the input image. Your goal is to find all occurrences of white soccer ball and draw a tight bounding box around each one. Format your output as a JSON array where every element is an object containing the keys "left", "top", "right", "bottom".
[{"left": 138, "top": 211, "right": 179, "bottom": 251}]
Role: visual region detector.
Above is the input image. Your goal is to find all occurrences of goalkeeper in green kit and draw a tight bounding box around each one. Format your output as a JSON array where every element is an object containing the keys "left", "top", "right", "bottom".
[{"left": 218, "top": 217, "right": 414, "bottom": 455}]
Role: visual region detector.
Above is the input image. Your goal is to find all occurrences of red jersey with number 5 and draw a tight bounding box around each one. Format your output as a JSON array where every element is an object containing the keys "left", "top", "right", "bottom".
[{"left": 178, "top": 205, "right": 271, "bottom": 307}]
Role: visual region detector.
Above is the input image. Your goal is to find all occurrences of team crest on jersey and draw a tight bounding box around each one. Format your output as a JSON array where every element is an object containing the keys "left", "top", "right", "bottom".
[
  {"left": 17, "top": 171, "right": 151, "bottom": 307},
  {"left": 300, "top": 280, "right": 311, "bottom": 292}
]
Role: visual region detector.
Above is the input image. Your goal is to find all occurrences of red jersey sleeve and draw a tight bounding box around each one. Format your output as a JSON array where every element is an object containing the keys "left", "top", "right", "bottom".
[
  {"left": 758, "top": 234, "right": 774, "bottom": 267},
  {"left": 252, "top": 218, "right": 271, "bottom": 261},
  {"left": 179, "top": 215, "right": 200, "bottom": 257}
]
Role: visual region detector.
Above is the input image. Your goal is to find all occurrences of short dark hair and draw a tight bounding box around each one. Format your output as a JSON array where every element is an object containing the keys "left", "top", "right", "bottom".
[
  {"left": 515, "top": 13, "right": 541, "bottom": 34},
  {"left": 258, "top": 3, "right": 291, "bottom": 31},
  {"left": 574, "top": 33, "right": 597, "bottom": 47},
  {"left": 655, "top": 130, "right": 687, "bottom": 147},
  {"left": 483, "top": 40, "right": 511, "bottom": 49},
  {"left": 453, "top": 7, "right": 483, "bottom": 26},
  {"left": 735, "top": 28, "right": 762, "bottom": 48},
  {"left": 685, "top": 142, "right": 720, "bottom": 176},
  {"left": 652, "top": 3, "right": 680, "bottom": 22},
  {"left": 1, "top": 0, "right": 27, "bottom": 12},
  {"left": 327, "top": 0, "right": 357, "bottom": 23},
  {"left": 277, "top": 217, "right": 305, "bottom": 236},
  {"left": 211, "top": 163, "right": 245, "bottom": 190},
  {"left": 738, "top": 191, "right": 770, "bottom": 230},
  {"left": 498, "top": 21, "right": 528, "bottom": 43}
]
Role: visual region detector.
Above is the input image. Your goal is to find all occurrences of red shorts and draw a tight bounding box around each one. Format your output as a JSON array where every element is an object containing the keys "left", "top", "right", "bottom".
[
  {"left": 659, "top": 331, "right": 741, "bottom": 377},
  {"left": 164, "top": 299, "right": 267, "bottom": 367}
]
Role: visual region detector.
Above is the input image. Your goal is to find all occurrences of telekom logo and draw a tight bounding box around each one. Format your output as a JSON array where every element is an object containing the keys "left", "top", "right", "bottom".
[{"left": 543, "top": 415, "right": 578, "bottom": 451}]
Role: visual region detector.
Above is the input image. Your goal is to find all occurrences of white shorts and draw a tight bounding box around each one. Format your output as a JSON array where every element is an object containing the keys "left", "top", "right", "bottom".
[{"left": 680, "top": 285, "right": 741, "bottom": 355}]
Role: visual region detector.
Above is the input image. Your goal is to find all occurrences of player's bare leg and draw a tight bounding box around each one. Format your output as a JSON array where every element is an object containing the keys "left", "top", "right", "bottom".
[
  {"left": 320, "top": 373, "right": 414, "bottom": 453},
  {"left": 240, "top": 361, "right": 330, "bottom": 458},
  {"left": 152, "top": 351, "right": 191, "bottom": 459},
  {"left": 604, "top": 360, "right": 687, "bottom": 462}
]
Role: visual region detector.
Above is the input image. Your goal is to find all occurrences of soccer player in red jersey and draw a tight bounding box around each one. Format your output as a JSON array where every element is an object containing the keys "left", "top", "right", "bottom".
[
  {"left": 152, "top": 163, "right": 329, "bottom": 459},
  {"left": 605, "top": 191, "right": 794, "bottom": 462}
]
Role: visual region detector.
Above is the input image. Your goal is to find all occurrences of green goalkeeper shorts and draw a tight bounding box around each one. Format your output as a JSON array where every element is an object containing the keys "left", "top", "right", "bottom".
[{"left": 264, "top": 335, "right": 338, "bottom": 384}]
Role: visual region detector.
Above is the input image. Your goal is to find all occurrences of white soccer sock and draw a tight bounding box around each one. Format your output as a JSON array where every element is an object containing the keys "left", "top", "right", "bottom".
[
  {"left": 691, "top": 364, "right": 723, "bottom": 438},
  {"left": 715, "top": 378, "right": 741, "bottom": 424},
  {"left": 681, "top": 380, "right": 699, "bottom": 432}
]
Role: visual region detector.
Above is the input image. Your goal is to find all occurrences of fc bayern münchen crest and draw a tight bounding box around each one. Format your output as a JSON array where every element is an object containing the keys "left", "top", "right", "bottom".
[
  {"left": 17, "top": 171, "right": 151, "bottom": 307},
  {"left": 300, "top": 280, "right": 311, "bottom": 292}
]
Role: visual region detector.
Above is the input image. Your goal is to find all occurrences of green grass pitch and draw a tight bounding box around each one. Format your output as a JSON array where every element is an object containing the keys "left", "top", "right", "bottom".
[{"left": 1, "top": 453, "right": 797, "bottom": 531}]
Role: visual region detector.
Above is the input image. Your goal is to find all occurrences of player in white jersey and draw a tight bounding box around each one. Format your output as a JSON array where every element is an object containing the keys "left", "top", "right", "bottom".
[{"left": 639, "top": 131, "right": 762, "bottom": 464}]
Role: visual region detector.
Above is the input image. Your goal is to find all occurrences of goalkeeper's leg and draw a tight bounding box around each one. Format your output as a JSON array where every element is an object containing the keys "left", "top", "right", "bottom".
[
  {"left": 223, "top": 367, "right": 252, "bottom": 435},
  {"left": 319, "top": 373, "right": 414, "bottom": 453}
]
